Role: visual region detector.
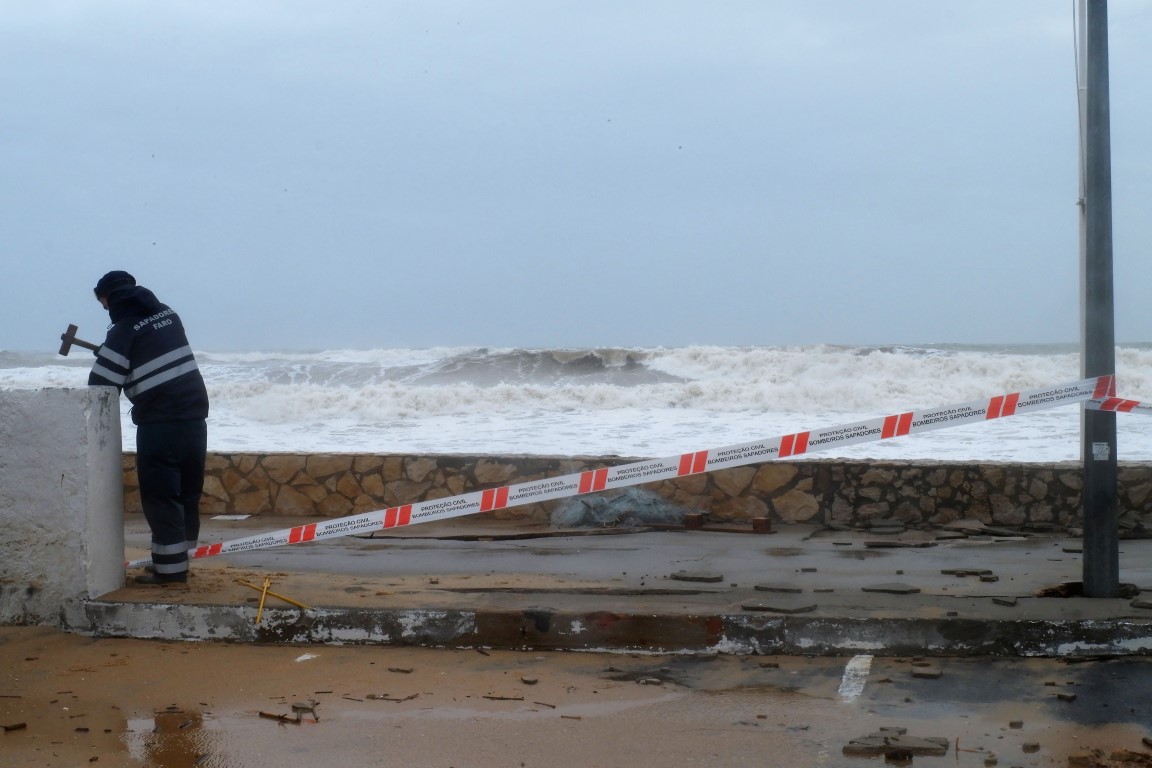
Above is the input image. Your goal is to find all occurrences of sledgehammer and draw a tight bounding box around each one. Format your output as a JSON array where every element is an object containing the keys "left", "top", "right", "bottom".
[{"left": 58, "top": 324, "right": 101, "bottom": 356}]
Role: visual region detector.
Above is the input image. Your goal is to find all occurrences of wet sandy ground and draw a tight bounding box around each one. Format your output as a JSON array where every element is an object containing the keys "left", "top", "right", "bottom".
[{"left": 3, "top": 625, "right": 1152, "bottom": 768}]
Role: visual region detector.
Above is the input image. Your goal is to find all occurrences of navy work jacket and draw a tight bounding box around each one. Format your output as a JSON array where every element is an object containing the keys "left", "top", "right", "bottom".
[{"left": 88, "top": 285, "right": 210, "bottom": 425}]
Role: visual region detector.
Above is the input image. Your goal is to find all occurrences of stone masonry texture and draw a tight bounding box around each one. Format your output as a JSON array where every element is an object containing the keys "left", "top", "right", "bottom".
[{"left": 116, "top": 453, "right": 1152, "bottom": 532}]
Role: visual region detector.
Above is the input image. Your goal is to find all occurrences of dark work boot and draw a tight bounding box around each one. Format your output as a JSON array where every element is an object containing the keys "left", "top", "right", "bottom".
[
  {"left": 143, "top": 564, "right": 191, "bottom": 577},
  {"left": 134, "top": 572, "right": 188, "bottom": 585}
]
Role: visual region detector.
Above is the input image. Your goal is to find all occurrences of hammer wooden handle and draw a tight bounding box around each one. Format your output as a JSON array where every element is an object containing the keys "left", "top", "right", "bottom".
[{"left": 59, "top": 323, "right": 101, "bottom": 356}]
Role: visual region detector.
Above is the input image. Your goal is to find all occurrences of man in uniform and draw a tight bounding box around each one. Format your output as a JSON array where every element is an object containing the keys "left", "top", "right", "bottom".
[{"left": 89, "top": 271, "right": 210, "bottom": 585}]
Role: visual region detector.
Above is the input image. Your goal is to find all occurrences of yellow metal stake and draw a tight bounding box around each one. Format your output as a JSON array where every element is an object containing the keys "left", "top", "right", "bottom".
[
  {"left": 237, "top": 580, "right": 312, "bottom": 610},
  {"left": 255, "top": 576, "right": 271, "bottom": 624}
]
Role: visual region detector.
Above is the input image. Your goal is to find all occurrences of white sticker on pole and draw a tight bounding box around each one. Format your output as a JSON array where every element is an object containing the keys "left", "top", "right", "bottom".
[{"left": 125, "top": 375, "right": 1115, "bottom": 569}]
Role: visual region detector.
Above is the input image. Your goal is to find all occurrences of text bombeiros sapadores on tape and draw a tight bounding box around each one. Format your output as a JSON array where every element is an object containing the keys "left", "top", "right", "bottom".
[{"left": 126, "top": 374, "right": 1123, "bottom": 568}]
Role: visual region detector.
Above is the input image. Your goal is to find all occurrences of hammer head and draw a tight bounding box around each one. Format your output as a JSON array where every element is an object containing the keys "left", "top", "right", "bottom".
[{"left": 59, "top": 324, "right": 101, "bottom": 356}]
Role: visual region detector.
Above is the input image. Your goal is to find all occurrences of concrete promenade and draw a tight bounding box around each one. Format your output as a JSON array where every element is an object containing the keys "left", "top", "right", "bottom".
[{"left": 71, "top": 515, "right": 1152, "bottom": 658}]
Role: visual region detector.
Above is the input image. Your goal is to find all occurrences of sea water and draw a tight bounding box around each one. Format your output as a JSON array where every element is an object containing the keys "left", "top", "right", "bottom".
[{"left": 4, "top": 344, "right": 1152, "bottom": 462}]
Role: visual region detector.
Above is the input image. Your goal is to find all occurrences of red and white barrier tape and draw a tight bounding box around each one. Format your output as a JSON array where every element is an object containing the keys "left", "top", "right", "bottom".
[
  {"left": 1088, "top": 396, "right": 1152, "bottom": 415},
  {"left": 126, "top": 375, "right": 1119, "bottom": 568}
]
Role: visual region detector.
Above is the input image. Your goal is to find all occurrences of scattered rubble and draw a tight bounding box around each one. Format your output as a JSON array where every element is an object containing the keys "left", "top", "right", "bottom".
[
  {"left": 1035, "top": 582, "right": 1142, "bottom": 598},
  {"left": 1068, "top": 748, "right": 1152, "bottom": 767}
]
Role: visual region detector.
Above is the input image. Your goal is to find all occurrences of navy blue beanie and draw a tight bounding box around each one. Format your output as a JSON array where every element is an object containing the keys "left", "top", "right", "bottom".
[{"left": 94, "top": 270, "right": 136, "bottom": 299}]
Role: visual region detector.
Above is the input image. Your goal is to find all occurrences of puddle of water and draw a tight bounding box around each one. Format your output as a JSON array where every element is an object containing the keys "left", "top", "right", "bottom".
[
  {"left": 125, "top": 709, "right": 216, "bottom": 767},
  {"left": 7, "top": 627, "right": 1152, "bottom": 768}
]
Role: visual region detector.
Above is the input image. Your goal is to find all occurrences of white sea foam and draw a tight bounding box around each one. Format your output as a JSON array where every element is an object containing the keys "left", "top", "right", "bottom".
[{"left": 4, "top": 344, "right": 1152, "bottom": 461}]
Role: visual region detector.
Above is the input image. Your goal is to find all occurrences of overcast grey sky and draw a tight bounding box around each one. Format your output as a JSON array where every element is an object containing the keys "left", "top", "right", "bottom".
[{"left": 3, "top": 1, "right": 1150, "bottom": 352}]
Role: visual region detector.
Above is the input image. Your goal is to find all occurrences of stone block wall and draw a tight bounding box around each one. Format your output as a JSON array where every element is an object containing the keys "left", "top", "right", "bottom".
[{"left": 119, "top": 453, "right": 1152, "bottom": 532}]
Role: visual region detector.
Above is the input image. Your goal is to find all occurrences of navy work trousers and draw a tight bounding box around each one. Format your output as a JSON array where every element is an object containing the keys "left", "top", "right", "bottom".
[{"left": 136, "top": 419, "right": 207, "bottom": 577}]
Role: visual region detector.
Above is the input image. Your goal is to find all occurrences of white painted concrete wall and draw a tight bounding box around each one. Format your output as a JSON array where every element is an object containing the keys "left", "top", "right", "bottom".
[{"left": 0, "top": 387, "right": 124, "bottom": 626}]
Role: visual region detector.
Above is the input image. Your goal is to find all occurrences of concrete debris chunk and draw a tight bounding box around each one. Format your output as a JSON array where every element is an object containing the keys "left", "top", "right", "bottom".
[
  {"left": 741, "top": 601, "right": 817, "bottom": 614},
  {"left": 862, "top": 583, "right": 922, "bottom": 595},
  {"left": 993, "top": 596, "right": 1018, "bottom": 607},
  {"left": 843, "top": 730, "right": 948, "bottom": 757},
  {"left": 983, "top": 526, "right": 1028, "bottom": 537},
  {"left": 911, "top": 667, "right": 943, "bottom": 679},
  {"left": 753, "top": 583, "right": 803, "bottom": 594},
  {"left": 943, "top": 519, "right": 986, "bottom": 532},
  {"left": 868, "top": 527, "right": 906, "bottom": 536},
  {"left": 669, "top": 570, "right": 723, "bottom": 583}
]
